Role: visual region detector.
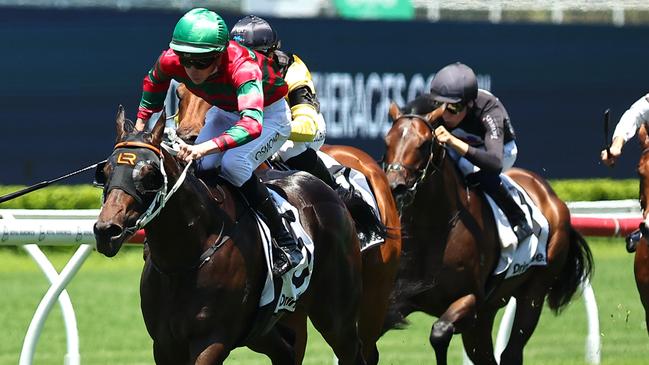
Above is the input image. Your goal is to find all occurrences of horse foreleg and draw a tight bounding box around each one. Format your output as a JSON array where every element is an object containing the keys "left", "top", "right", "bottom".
[
  {"left": 277, "top": 307, "right": 309, "bottom": 364},
  {"left": 247, "top": 326, "right": 296, "bottom": 365},
  {"left": 358, "top": 248, "right": 397, "bottom": 365},
  {"left": 634, "top": 241, "right": 649, "bottom": 336},
  {"left": 152, "top": 339, "right": 189, "bottom": 365},
  {"left": 498, "top": 291, "right": 545, "bottom": 365},
  {"left": 429, "top": 294, "right": 477, "bottom": 365},
  {"left": 461, "top": 306, "right": 498, "bottom": 365},
  {"left": 191, "top": 340, "right": 231, "bottom": 365}
]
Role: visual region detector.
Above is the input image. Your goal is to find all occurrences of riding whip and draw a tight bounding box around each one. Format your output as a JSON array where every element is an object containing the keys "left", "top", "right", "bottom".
[{"left": 0, "top": 159, "right": 107, "bottom": 204}]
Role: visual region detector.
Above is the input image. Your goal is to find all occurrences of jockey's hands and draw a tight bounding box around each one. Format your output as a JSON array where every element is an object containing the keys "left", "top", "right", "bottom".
[
  {"left": 177, "top": 139, "right": 220, "bottom": 163},
  {"left": 135, "top": 118, "right": 147, "bottom": 132},
  {"left": 600, "top": 136, "right": 624, "bottom": 167},
  {"left": 434, "top": 125, "right": 454, "bottom": 144},
  {"left": 600, "top": 146, "right": 621, "bottom": 167},
  {"left": 434, "top": 126, "right": 469, "bottom": 155}
]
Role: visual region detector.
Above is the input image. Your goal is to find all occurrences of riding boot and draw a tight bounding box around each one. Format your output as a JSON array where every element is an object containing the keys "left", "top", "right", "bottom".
[
  {"left": 239, "top": 175, "right": 303, "bottom": 277},
  {"left": 626, "top": 229, "right": 641, "bottom": 253},
  {"left": 285, "top": 149, "right": 338, "bottom": 190},
  {"left": 478, "top": 174, "right": 533, "bottom": 243}
]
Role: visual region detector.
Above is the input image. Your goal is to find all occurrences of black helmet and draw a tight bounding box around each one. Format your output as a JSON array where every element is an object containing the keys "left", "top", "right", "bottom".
[
  {"left": 429, "top": 62, "right": 478, "bottom": 104},
  {"left": 230, "top": 15, "right": 280, "bottom": 53}
]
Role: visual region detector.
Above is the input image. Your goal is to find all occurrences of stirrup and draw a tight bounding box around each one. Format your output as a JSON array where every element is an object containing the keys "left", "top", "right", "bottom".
[
  {"left": 272, "top": 245, "right": 303, "bottom": 277},
  {"left": 272, "top": 250, "right": 291, "bottom": 277},
  {"left": 271, "top": 235, "right": 303, "bottom": 276},
  {"left": 513, "top": 222, "right": 533, "bottom": 243}
]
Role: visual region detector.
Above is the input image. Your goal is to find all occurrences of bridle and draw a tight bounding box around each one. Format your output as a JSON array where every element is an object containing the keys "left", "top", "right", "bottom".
[
  {"left": 104, "top": 140, "right": 235, "bottom": 275},
  {"left": 383, "top": 114, "right": 446, "bottom": 208},
  {"left": 106, "top": 140, "right": 192, "bottom": 238}
]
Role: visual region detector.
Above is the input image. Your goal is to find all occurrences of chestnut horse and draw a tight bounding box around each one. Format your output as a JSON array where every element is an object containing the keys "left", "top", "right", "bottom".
[
  {"left": 93, "top": 107, "right": 368, "bottom": 364},
  {"left": 173, "top": 83, "right": 401, "bottom": 364},
  {"left": 382, "top": 99, "right": 593, "bottom": 365},
  {"left": 633, "top": 123, "right": 649, "bottom": 336}
]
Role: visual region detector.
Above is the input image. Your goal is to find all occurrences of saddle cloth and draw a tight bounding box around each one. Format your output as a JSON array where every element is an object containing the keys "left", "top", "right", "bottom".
[
  {"left": 316, "top": 150, "right": 384, "bottom": 251},
  {"left": 486, "top": 175, "right": 549, "bottom": 279},
  {"left": 258, "top": 189, "right": 315, "bottom": 313}
]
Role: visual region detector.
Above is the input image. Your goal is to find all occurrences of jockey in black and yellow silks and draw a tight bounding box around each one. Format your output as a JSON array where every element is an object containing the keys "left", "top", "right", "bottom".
[{"left": 230, "top": 15, "right": 335, "bottom": 189}]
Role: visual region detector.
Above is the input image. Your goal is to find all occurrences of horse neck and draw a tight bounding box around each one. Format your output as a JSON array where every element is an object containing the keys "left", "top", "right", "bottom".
[
  {"left": 145, "top": 172, "right": 231, "bottom": 270},
  {"left": 408, "top": 146, "right": 467, "bottom": 229}
]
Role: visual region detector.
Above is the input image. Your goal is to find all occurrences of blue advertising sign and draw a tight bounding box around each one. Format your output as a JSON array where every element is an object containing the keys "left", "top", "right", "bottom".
[{"left": 1, "top": 8, "right": 647, "bottom": 185}]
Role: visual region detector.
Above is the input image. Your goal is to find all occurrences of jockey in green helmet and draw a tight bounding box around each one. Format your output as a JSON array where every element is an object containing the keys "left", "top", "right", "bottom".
[{"left": 135, "top": 8, "right": 303, "bottom": 277}]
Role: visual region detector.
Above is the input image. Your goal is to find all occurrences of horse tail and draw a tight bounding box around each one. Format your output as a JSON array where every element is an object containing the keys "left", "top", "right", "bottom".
[
  {"left": 547, "top": 227, "right": 594, "bottom": 314},
  {"left": 336, "top": 185, "right": 390, "bottom": 242}
]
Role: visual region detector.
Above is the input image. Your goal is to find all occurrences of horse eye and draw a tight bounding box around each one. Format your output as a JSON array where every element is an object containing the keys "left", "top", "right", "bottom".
[{"left": 133, "top": 161, "right": 163, "bottom": 193}]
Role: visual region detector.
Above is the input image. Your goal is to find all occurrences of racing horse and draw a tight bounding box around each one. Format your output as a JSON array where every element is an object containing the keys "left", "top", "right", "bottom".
[
  {"left": 93, "top": 107, "right": 367, "bottom": 364},
  {"left": 633, "top": 122, "right": 649, "bottom": 336},
  {"left": 382, "top": 98, "right": 593, "bottom": 365},
  {"left": 173, "top": 83, "right": 402, "bottom": 364}
]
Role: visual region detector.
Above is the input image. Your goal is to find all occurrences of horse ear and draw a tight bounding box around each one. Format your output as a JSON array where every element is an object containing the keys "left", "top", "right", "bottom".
[
  {"left": 150, "top": 110, "right": 166, "bottom": 146},
  {"left": 425, "top": 105, "right": 445, "bottom": 124},
  {"left": 388, "top": 101, "right": 402, "bottom": 124},
  {"left": 115, "top": 105, "right": 128, "bottom": 142}
]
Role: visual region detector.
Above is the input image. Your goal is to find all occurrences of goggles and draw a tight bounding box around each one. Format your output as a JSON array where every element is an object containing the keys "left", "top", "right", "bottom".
[
  {"left": 179, "top": 55, "right": 218, "bottom": 70},
  {"left": 434, "top": 101, "right": 466, "bottom": 115}
]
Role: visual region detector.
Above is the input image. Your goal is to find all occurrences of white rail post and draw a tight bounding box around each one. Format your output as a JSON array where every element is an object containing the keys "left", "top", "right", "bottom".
[
  {"left": 20, "top": 244, "right": 84, "bottom": 365},
  {"left": 0, "top": 209, "right": 99, "bottom": 365},
  {"left": 19, "top": 244, "right": 93, "bottom": 365}
]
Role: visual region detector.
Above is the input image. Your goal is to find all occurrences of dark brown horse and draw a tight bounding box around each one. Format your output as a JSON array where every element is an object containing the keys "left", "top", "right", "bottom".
[
  {"left": 382, "top": 99, "right": 593, "bottom": 365},
  {"left": 93, "top": 107, "right": 367, "bottom": 364},
  {"left": 634, "top": 123, "right": 649, "bottom": 335},
  {"left": 173, "top": 83, "right": 402, "bottom": 364}
]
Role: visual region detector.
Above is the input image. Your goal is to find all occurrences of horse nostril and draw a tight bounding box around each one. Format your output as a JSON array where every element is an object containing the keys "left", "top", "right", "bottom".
[{"left": 93, "top": 221, "right": 124, "bottom": 239}]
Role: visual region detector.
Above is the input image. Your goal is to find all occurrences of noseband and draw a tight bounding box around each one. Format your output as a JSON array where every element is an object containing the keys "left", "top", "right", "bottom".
[{"left": 384, "top": 114, "right": 446, "bottom": 208}]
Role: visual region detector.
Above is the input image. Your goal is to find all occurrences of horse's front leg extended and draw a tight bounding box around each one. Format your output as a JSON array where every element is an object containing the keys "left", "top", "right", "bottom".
[
  {"left": 429, "top": 294, "right": 477, "bottom": 365},
  {"left": 191, "top": 341, "right": 231, "bottom": 365}
]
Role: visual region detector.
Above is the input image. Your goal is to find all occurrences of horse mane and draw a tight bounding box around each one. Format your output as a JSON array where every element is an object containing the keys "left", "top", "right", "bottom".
[{"left": 401, "top": 93, "right": 437, "bottom": 115}]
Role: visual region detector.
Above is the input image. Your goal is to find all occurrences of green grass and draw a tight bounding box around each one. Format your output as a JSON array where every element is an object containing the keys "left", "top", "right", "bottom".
[{"left": 0, "top": 238, "right": 648, "bottom": 364}]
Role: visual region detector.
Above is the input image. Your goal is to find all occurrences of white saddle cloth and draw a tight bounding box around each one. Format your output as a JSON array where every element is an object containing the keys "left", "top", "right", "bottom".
[
  {"left": 258, "top": 189, "right": 315, "bottom": 313},
  {"left": 487, "top": 175, "right": 549, "bottom": 279}
]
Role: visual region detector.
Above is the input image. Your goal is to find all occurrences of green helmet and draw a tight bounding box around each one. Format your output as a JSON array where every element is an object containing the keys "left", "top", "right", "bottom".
[{"left": 169, "top": 8, "right": 229, "bottom": 54}]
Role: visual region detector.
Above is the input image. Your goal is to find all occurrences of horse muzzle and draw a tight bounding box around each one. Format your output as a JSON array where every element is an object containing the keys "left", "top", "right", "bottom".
[{"left": 93, "top": 221, "right": 128, "bottom": 257}]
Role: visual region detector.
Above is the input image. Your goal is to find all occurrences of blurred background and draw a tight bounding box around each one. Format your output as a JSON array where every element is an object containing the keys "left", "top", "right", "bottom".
[{"left": 1, "top": 0, "right": 648, "bottom": 183}]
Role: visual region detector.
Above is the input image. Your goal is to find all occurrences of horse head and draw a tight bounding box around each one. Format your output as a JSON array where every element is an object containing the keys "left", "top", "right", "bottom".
[
  {"left": 175, "top": 83, "right": 210, "bottom": 144},
  {"left": 384, "top": 101, "right": 444, "bottom": 210},
  {"left": 93, "top": 106, "right": 170, "bottom": 257}
]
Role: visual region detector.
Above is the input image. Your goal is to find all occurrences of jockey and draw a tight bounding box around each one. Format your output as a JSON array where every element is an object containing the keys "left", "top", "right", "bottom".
[
  {"left": 430, "top": 62, "right": 533, "bottom": 243},
  {"left": 229, "top": 15, "right": 338, "bottom": 190},
  {"left": 601, "top": 92, "right": 649, "bottom": 253},
  {"left": 601, "top": 93, "right": 649, "bottom": 166},
  {"left": 134, "top": 8, "right": 301, "bottom": 277}
]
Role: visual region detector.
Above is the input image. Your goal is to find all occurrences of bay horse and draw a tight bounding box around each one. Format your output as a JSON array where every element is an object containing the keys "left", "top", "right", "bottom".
[
  {"left": 93, "top": 107, "right": 368, "bottom": 364},
  {"left": 382, "top": 99, "right": 593, "bottom": 365},
  {"left": 633, "top": 122, "right": 649, "bottom": 336},
  {"left": 173, "top": 83, "right": 402, "bottom": 364}
]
